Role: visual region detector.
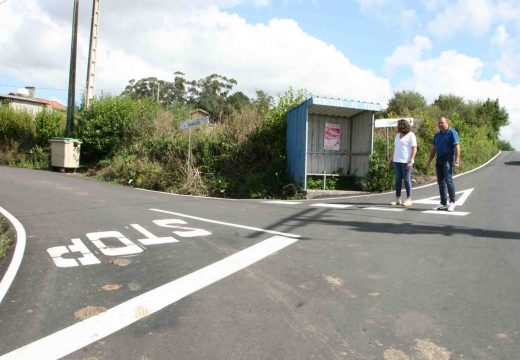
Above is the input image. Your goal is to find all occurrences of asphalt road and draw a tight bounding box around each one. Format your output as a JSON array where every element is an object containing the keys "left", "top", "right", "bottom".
[{"left": 0, "top": 151, "right": 519, "bottom": 360}]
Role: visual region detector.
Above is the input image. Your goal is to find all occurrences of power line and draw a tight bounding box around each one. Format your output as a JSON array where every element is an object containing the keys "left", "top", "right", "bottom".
[{"left": 0, "top": 84, "right": 125, "bottom": 91}]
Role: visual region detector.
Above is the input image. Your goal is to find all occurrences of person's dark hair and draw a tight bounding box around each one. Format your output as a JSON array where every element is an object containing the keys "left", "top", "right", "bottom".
[{"left": 398, "top": 119, "right": 411, "bottom": 133}]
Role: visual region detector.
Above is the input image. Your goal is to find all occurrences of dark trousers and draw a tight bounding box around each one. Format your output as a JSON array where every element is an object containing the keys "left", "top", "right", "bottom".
[{"left": 435, "top": 157, "right": 456, "bottom": 205}]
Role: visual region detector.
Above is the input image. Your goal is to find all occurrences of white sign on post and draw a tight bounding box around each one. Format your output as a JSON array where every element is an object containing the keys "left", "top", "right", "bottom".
[
  {"left": 179, "top": 116, "right": 210, "bottom": 167},
  {"left": 180, "top": 116, "right": 210, "bottom": 130},
  {"left": 374, "top": 117, "right": 414, "bottom": 128}
]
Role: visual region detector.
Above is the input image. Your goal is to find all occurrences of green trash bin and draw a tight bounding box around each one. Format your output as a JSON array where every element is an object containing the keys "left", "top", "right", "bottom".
[{"left": 49, "top": 137, "right": 82, "bottom": 169}]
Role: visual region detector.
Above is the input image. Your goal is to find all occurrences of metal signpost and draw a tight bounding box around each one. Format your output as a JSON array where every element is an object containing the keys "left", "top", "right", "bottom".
[
  {"left": 179, "top": 116, "right": 210, "bottom": 167},
  {"left": 374, "top": 118, "right": 414, "bottom": 159}
]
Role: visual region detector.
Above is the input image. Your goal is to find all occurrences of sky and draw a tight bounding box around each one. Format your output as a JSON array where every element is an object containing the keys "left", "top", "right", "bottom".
[{"left": 0, "top": 0, "right": 519, "bottom": 149}]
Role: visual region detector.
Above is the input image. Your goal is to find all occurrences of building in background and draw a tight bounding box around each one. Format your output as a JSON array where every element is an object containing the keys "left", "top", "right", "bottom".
[{"left": 0, "top": 86, "right": 66, "bottom": 116}]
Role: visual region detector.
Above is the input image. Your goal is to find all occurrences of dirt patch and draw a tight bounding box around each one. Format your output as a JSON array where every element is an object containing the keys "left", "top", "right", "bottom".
[
  {"left": 411, "top": 174, "right": 437, "bottom": 186},
  {"left": 384, "top": 339, "right": 451, "bottom": 360},
  {"left": 101, "top": 284, "right": 122, "bottom": 291},
  {"left": 109, "top": 258, "right": 132, "bottom": 267},
  {"left": 384, "top": 348, "right": 410, "bottom": 360},
  {"left": 74, "top": 306, "right": 108, "bottom": 320},
  {"left": 323, "top": 275, "right": 344, "bottom": 287},
  {"left": 135, "top": 306, "right": 151, "bottom": 319},
  {"left": 412, "top": 339, "right": 451, "bottom": 360},
  {"left": 128, "top": 282, "right": 142, "bottom": 291}
]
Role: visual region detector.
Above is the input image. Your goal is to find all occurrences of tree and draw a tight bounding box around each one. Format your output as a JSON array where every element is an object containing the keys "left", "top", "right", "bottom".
[
  {"left": 227, "top": 91, "right": 251, "bottom": 112},
  {"left": 386, "top": 90, "right": 427, "bottom": 116},
  {"left": 475, "top": 98, "right": 509, "bottom": 139},
  {"left": 253, "top": 90, "right": 273, "bottom": 116},
  {"left": 195, "top": 74, "right": 238, "bottom": 122},
  {"left": 172, "top": 71, "right": 187, "bottom": 104},
  {"left": 433, "top": 94, "right": 479, "bottom": 126},
  {"left": 122, "top": 77, "right": 175, "bottom": 106}
]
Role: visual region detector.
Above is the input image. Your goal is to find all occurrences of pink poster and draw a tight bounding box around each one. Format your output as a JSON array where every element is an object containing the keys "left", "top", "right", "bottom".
[{"left": 324, "top": 122, "right": 341, "bottom": 150}]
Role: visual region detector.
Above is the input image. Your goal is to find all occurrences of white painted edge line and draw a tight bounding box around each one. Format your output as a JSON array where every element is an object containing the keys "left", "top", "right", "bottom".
[
  {"left": 0, "top": 206, "right": 26, "bottom": 305},
  {"left": 0, "top": 235, "right": 298, "bottom": 360},
  {"left": 135, "top": 188, "right": 238, "bottom": 202},
  {"left": 310, "top": 203, "right": 353, "bottom": 209},
  {"left": 421, "top": 210, "right": 470, "bottom": 216},
  {"left": 263, "top": 201, "right": 303, "bottom": 205},
  {"left": 150, "top": 209, "right": 300, "bottom": 239},
  {"left": 307, "top": 151, "right": 502, "bottom": 201},
  {"left": 364, "top": 207, "right": 406, "bottom": 212}
]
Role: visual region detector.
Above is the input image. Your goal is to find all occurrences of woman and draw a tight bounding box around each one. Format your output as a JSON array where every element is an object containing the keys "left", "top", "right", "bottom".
[{"left": 389, "top": 119, "right": 417, "bottom": 207}]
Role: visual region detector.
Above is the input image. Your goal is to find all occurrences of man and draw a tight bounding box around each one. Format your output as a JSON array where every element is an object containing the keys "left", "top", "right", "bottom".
[{"left": 427, "top": 116, "right": 461, "bottom": 212}]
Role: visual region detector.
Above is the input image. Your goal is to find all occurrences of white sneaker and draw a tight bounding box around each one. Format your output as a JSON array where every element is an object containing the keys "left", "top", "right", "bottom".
[
  {"left": 403, "top": 198, "right": 413, "bottom": 207},
  {"left": 433, "top": 204, "right": 447, "bottom": 211},
  {"left": 447, "top": 202, "right": 456, "bottom": 212},
  {"left": 390, "top": 198, "right": 402, "bottom": 206}
]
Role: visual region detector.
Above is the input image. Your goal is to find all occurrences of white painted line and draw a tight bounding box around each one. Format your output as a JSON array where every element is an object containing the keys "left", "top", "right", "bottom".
[
  {"left": 422, "top": 210, "right": 470, "bottom": 216},
  {"left": 310, "top": 203, "right": 353, "bottom": 209},
  {"left": 455, "top": 188, "right": 474, "bottom": 206},
  {"left": 0, "top": 207, "right": 26, "bottom": 304},
  {"left": 149, "top": 209, "right": 300, "bottom": 238},
  {"left": 263, "top": 200, "right": 303, "bottom": 205},
  {"left": 0, "top": 235, "right": 297, "bottom": 360},
  {"left": 135, "top": 188, "right": 238, "bottom": 202},
  {"left": 306, "top": 151, "right": 501, "bottom": 201},
  {"left": 364, "top": 207, "right": 406, "bottom": 212},
  {"left": 414, "top": 188, "right": 474, "bottom": 206}
]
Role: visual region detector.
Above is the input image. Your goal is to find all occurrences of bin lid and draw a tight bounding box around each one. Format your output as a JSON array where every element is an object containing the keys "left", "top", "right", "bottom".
[{"left": 49, "top": 137, "right": 82, "bottom": 143}]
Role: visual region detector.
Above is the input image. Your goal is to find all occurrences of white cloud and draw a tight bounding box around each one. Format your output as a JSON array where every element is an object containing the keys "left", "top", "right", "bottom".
[
  {"left": 427, "top": 0, "right": 495, "bottom": 37},
  {"left": 490, "top": 25, "right": 520, "bottom": 81},
  {"left": 427, "top": 0, "right": 520, "bottom": 38},
  {"left": 397, "top": 50, "right": 520, "bottom": 149},
  {"left": 491, "top": 24, "right": 511, "bottom": 47},
  {"left": 495, "top": 51, "right": 520, "bottom": 80},
  {"left": 0, "top": 1, "right": 392, "bottom": 105},
  {"left": 384, "top": 35, "right": 432, "bottom": 72}
]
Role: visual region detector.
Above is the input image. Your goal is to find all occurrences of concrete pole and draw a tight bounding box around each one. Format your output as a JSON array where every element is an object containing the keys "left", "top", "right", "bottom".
[{"left": 86, "top": 0, "right": 100, "bottom": 108}]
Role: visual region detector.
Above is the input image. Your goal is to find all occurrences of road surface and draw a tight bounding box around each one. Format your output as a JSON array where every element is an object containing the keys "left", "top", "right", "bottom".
[{"left": 0, "top": 151, "right": 519, "bottom": 359}]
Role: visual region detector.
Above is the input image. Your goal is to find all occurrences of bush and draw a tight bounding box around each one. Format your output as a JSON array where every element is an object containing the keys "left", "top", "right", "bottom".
[
  {"left": 99, "top": 150, "right": 168, "bottom": 190},
  {"left": 497, "top": 139, "right": 514, "bottom": 151},
  {"left": 363, "top": 139, "right": 394, "bottom": 192},
  {"left": 35, "top": 110, "right": 65, "bottom": 146},
  {"left": 17, "top": 146, "right": 50, "bottom": 170},
  {"left": 0, "top": 105, "right": 34, "bottom": 149},
  {"left": 0, "top": 216, "right": 15, "bottom": 262},
  {"left": 76, "top": 96, "right": 160, "bottom": 162}
]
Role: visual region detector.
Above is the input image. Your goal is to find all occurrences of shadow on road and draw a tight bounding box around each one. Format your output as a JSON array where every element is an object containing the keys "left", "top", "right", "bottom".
[
  {"left": 504, "top": 161, "right": 520, "bottom": 166},
  {"left": 256, "top": 207, "right": 520, "bottom": 242}
]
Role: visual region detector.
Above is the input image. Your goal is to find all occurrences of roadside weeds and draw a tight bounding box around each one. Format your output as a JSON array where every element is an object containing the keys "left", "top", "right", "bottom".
[{"left": 0, "top": 215, "right": 15, "bottom": 263}]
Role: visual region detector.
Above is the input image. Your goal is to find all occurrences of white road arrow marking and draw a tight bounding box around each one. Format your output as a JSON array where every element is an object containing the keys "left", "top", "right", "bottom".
[
  {"left": 414, "top": 188, "right": 474, "bottom": 206},
  {"left": 421, "top": 210, "right": 470, "bottom": 216},
  {"left": 263, "top": 200, "right": 303, "bottom": 205},
  {"left": 364, "top": 207, "right": 406, "bottom": 212},
  {"left": 310, "top": 203, "right": 352, "bottom": 209}
]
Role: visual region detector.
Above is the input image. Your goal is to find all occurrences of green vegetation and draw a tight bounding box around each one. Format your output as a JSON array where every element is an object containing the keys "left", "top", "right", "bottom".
[
  {"left": 0, "top": 75, "right": 515, "bottom": 196},
  {"left": 365, "top": 91, "right": 514, "bottom": 192},
  {"left": 0, "top": 216, "right": 14, "bottom": 262}
]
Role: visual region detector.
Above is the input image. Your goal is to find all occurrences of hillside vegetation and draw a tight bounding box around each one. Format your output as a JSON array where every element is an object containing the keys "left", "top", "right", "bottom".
[{"left": 0, "top": 74, "right": 515, "bottom": 197}]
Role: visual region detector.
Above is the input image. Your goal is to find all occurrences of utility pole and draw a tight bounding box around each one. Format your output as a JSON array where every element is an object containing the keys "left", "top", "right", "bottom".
[
  {"left": 66, "top": 0, "right": 79, "bottom": 137},
  {"left": 85, "top": 0, "right": 101, "bottom": 108}
]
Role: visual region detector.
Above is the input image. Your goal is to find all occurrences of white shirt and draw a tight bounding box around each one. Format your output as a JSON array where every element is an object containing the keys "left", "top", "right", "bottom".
[{"left": 393, "top": 132, "right": 417, "bottom": 163}]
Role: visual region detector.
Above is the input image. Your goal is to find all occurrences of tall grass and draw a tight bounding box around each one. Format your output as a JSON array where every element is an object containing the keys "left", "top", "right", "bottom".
[{"left": 0, "top": 216, "right": 14, "bottom": 262}]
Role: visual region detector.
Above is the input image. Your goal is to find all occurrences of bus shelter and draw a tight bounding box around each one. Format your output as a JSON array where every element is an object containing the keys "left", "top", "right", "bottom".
[{"left": 287, "top": 97, "right": 381, "bottom": 189}]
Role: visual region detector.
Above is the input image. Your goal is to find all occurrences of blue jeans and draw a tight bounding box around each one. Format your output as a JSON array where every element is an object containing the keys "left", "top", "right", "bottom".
[
  {"left": 393, "top": 162, "right": 411, "bottom": 198},
  {"left": 435, "top": 157, "right": 456, "bottom": 205}
]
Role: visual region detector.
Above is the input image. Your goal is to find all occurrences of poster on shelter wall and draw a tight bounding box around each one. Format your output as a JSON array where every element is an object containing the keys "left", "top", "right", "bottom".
[{"left": 324, "top": 122, "right": 341, "bottom": 150}]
